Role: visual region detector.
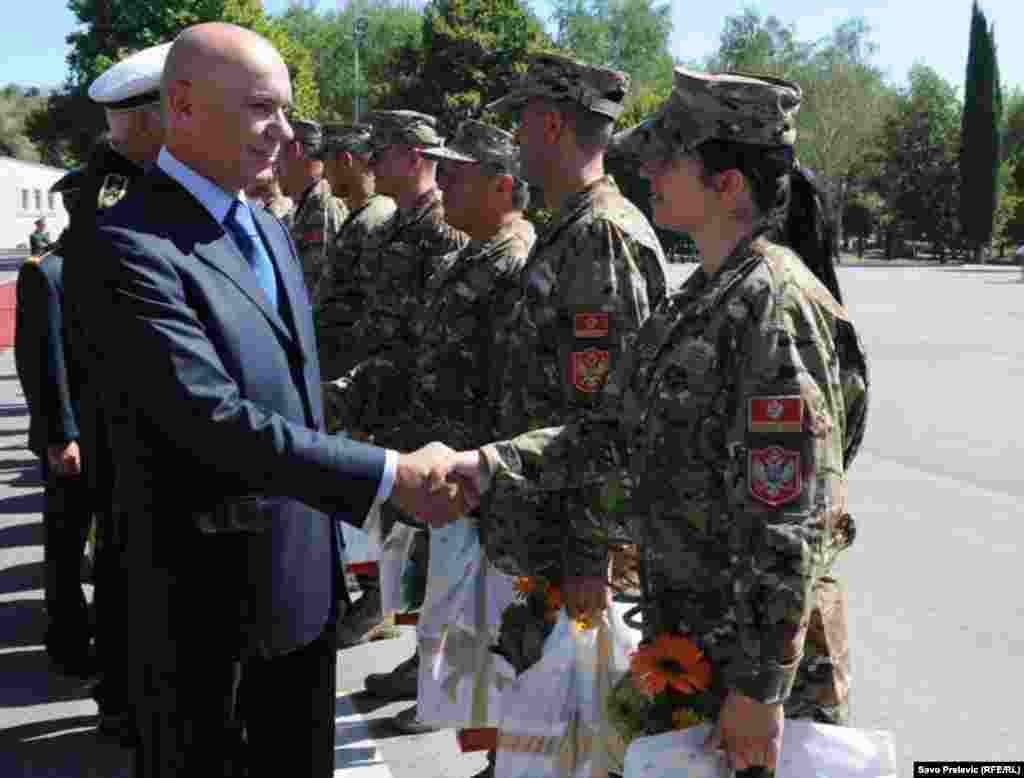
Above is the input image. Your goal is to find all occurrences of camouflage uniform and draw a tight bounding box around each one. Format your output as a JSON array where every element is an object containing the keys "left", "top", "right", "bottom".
[
  {"left": 317, "top": 112, "right": 468, "bottom": 381},
  {"left": 482, "top": 55, "right": 668, "bottom": 584},
  {"left": 479, "top": 68, "right": 871, "bottom": 726},
  {"left": 285, "top": 120, "right": 349, "bottom": 296},
  {"left": 324, "top": 122, "right": 535, "bottom": 450}
]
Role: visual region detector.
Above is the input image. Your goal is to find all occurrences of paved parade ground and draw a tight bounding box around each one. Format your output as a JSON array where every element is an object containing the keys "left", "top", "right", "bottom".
[{"left": 0, "top": 262, "right": 1021, "bottom": 776}]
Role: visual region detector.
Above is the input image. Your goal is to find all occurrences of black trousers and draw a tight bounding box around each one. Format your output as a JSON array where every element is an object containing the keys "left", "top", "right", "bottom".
[
  {"left": 91, "top": 507, "right": 136, "bottom": 718},
  {"left": 41, "top": 467, "right": 92, "bottom": 662},
  {"left": 133, "top": 621, "right": 338, "bottom": 778}
]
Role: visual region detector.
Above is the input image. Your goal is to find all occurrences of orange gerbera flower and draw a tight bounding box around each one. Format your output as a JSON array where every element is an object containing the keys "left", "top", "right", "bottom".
[
  {"left": 630, "top": 634, "right": 712, "bottom": 698},
  {"left": 514, "top": 576, "right": 537, "bottom": 596}
]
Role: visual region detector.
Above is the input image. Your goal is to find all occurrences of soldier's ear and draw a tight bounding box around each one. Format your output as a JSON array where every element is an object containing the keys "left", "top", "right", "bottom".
[{"left": 495, "top": 173, "right": 514, "bottom": 196}]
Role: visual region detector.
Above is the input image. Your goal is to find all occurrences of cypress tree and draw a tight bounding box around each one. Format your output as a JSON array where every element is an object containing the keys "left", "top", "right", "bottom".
[{"left": 960, "top": 1, "right": 1002, "bottom": 261}]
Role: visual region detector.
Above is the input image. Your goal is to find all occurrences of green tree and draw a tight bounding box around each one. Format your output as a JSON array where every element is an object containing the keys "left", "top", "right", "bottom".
[
  {"left": 707, "top": 8, "right": 811, "bottom": 75},
  {"left": 373, "top": 0, "right": 551, "bottom": 132},
  {"left": 28, "top": 0, "right": 319, "bottom": 165},
  {"left": 1002, "top": 87, "right": 1024, "bottom": 163},
  {"left": 0, "top": 85, "right": 48, "bottom": 162},
  {"left": 867, "top": 65, "right": 963, "bottom": 260},
  {"left": 959, "top": 1, "right": 1002, "bottom": 260},
  {"left": 277, "top": 0, "right": 423, "bottom": 121},
  {"left": 550, "top": 0, "right": 674, "bottom": 93}
]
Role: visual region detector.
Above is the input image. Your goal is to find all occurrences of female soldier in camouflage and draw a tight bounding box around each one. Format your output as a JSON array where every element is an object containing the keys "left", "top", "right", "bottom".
[{"left": 442, "top": 68, "right": 869, "bottom": 774}]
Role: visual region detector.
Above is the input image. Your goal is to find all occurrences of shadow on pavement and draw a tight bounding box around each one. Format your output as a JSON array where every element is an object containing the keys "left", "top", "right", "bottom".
[
  {"left": 0, "top": 561, "right": 43, "bottom": 597},
  {"left": 0, "top": 599, "right": 48, "bottom": 650},
  {"left": 0, "top": 491, "right": 43, "bottom": 515},
  {"left": 0, "top": 647, "right": 94, "bottom": 708},
  {"left": 0, "top": 458, "right": 40, "bottom": 473},
  {"left": 0, "top": 715, "right": 132, "bottom": 778},
  {"left": 0, "top": 521, "right": 44, "bottom": 549}
]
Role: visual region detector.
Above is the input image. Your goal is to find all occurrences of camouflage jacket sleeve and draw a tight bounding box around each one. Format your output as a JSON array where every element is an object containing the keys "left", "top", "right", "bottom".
[{"left": 721, "top": 260, "right": 850, "bottom": 705}]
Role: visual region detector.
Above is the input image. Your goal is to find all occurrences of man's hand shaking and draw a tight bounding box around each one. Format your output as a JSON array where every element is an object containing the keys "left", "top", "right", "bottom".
[{"left": 389, "top": 444, "right": 490, "bottom": 527}]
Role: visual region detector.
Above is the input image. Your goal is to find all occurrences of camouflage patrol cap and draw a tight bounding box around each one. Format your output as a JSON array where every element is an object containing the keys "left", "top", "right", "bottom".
[
  {"left": 612, "top": 67, "right": 802, "bottom": 162},
  {"left": 366, "top": 110, "right": 444, "bottom": 148},
  {"left": 486, "top": 52, "right": 629, "bottom": 119},
  {"left": 420, "top": 120, "right": 519, "bottom": 175},
  {"left": 291, "top": 118, "right": 323, "bottom": 154},
  {"left": 320, "top": 123, "right": 374, "bottom": 156}
]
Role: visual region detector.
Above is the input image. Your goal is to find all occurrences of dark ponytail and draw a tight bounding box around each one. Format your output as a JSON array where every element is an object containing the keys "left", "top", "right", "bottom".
[{"left": 696, "top": 140, "right": 843, "bottom": 305}]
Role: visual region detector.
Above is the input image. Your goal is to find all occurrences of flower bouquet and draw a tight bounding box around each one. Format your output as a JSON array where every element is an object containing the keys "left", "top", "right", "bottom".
[{"left": 606, "top": 633, "right": 715, "bottom": 772}]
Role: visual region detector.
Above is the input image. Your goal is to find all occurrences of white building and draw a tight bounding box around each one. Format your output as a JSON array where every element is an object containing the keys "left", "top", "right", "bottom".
[{"left": 0, "top": 155, "right": 71, "bottom": 250}]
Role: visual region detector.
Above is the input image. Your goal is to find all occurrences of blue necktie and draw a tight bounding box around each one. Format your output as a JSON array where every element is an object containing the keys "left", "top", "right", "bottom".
[{"left": 224, "top": 199, "right": 279, "bottom": 311}]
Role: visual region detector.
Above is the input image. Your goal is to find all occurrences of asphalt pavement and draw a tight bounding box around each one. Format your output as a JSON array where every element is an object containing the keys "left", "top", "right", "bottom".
[{"left": 0, "top": 263, "right": 1021, "bottom": 775}]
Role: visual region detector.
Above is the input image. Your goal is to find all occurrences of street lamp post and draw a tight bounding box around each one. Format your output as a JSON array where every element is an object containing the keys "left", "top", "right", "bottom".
[{"left": 353, "top": 16, "right": 369, "bottom": 122}]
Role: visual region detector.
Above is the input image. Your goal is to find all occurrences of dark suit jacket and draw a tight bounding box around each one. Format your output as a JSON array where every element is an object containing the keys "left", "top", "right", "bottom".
[
  {"left": 92, "top": 167, "right": 386, "bottom": 660},
  {"left": 14, "top": 254, "right": 81, "bottom": 460}
]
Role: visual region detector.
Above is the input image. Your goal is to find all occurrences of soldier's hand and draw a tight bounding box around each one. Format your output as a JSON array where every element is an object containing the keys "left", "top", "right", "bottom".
[
  {"left": 562, "top": 576, "right": 608, "bottom": 621},
  {"left": 432, "top": 449, "right": 490, "bottom": 514},
  {"left": 47, "top": 441, "right": 81, "bottom": 478},
  {"left": 390, "top": 442, "right": 469, "bottom": 527},
  {"left": 705, "top": 690, "right": 784, "bottom": 772}
]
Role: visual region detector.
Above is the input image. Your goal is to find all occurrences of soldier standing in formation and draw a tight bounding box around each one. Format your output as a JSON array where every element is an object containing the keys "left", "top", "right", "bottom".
[
  {"left": 314, "top": 122, "right": 396, "bottom": 338},
  {"left": 29, "top": 218, "right": 54, "bottom": 256},
  {"left": 445, "top": 67, "right": 869, "bottom": 776},
  {"left": 323, "top": 121, "right": 534, "bottom": 742},
  {"left": 479, "top": 52, "right": 667, "bottom": 626},
  {"left": 15, "top": 171, "right": 92, "bottom": 678},
  {"left": 277, "top": 119, "right": 348, "bottom": 295},
  {"left": 62, "top": 41, "right": 172, "bottom": 745}
]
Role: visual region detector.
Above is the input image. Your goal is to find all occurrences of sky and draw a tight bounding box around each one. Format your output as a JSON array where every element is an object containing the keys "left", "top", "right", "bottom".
[{"left": 1, "top": 0, "right": 1022, "bottom": 95}]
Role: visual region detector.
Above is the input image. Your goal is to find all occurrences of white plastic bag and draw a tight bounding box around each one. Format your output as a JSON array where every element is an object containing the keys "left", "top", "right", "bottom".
[
  {"left": 417, "top": 519, "right": 518, "bottom": 729},
  {"left": 623, "top": 720, "right": 898, "bottom": 778},
  {"left": 495, "top": 602, "right": 641, "bottom": 778},
  {"left": 378, "top": 521, "right": 417, "bottom": 617},
  {"left": 339, "top": 503, "right": 383, "bottom": 570}
]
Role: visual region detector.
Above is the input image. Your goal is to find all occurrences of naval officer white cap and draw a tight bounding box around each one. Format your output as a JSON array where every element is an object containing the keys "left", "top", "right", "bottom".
[{"left": 88, "top": 42, "right": 172, "bottom": 110}]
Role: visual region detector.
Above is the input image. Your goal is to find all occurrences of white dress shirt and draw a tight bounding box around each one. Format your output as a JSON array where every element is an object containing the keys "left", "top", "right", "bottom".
[{"left": 156, "top": 147, "right": 397, "bottom": 508}]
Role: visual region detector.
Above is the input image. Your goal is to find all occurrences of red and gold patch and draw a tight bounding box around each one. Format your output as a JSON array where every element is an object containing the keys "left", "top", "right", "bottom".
[
  {"left": 574, "top": 312, "right": 610, "bottom": 338},
  {"left": 749, "top": 396, "right": 803, "bottom": 433},
  {"left": 571, "top": 349, "right": 610, "bottom": 393},
  {"left": 302, "top": 229, "right": 324, "bottom": 245},
  {"left": 748, "top": 446, "right": 802, "bottom": 507}
]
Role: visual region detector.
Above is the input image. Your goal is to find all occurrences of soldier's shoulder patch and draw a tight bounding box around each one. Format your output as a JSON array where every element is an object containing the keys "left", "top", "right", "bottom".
[
  {"left": 749, "top": 395, "right": 802, "bottom": 433},
  {"left": 748, "top": 445, "right": 801, "bottom": 507},
  {"left": 571, "top": 349, "right": 610, "bottom": 393},
  {"left": 574, "top": 312, "right": 609, "bottom": 338},
  {"left": 302, "top": 229, "right": 324, "bottom": 245}
]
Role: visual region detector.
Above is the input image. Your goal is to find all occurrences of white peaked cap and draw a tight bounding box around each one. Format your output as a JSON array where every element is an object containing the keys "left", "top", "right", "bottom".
[{"left": 88, "top": 42, "right": 172, "bottom": 108}]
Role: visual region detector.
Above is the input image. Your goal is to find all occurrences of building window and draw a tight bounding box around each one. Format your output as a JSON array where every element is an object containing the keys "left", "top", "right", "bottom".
[
  {"left": 34, "top": 189, "right": 42, "bottom": 211},
  {"left": 21, "top": 189, "right": 29, "bottom": 211},
  {"left": 48, "top": 192, "right": 56, "bottom": 211}
]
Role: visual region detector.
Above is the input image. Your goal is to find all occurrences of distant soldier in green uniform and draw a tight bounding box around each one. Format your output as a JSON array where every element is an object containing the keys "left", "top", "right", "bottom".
[
  {"left": 317, "top": 111, "right": 468, "bottom": 381},
  {"left": 29, "top": 218, "right": 53, "bottom": 256},
  {"left": 445, "top": 67, "right": 870, "bottom": 776},
  {"left": 319, "top": 111, "right": 469, "bottom": 652},
  {"left": 278, "top": 118, "right": 348, "bottom": 295},
  {"left": 324, "top": 121, "right": 534, "bottom": 732},
  {"left": 314, "top": 122, "right": 396, "bottom": 350}
]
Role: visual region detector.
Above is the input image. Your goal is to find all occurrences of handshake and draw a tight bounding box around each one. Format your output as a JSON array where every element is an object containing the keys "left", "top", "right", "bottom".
[{"left": 387, "top": 442, "right": 491, "bottom": 527}]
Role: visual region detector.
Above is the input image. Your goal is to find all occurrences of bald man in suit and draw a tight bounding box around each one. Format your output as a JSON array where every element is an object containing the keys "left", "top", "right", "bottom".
[{"left": 90, "top": 23, "right": 464, "bottom": 776}]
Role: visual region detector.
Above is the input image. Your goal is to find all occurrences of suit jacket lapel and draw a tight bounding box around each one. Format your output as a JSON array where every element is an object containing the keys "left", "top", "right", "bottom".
[{"left": 192, "top": 232, "right": 297, "bottom": 350}]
